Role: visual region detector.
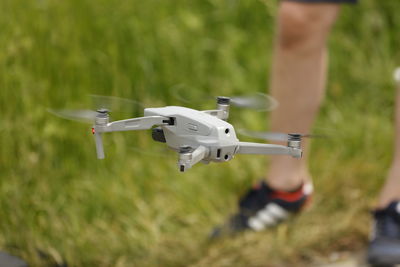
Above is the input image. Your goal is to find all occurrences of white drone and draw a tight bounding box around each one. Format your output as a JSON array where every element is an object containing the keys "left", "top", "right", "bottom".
[{"left": 52, "top": 96, "right": 303, "bottom": 172}]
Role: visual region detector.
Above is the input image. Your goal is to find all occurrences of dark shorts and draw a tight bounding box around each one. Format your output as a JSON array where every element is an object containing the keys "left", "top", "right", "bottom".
[{"left": 285, "top": 0, "right": 357, "bottom": 3}]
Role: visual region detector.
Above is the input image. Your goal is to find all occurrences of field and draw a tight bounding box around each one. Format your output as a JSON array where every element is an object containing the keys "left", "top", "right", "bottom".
[{"left": 1, "top": 0, "right": 400, "bottom": 266}]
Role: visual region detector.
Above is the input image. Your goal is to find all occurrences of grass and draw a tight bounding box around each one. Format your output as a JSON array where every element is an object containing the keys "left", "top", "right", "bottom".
[{"left": 1, "top": 0, "right": 400, "bottom": 266}]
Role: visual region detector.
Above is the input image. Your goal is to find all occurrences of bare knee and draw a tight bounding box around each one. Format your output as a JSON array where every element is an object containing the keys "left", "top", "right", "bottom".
[{"left": 276, "top": 2, "right": 340, "bottom": 51}]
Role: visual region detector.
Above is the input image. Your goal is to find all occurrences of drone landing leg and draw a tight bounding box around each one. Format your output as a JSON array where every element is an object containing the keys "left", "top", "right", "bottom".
[{"left": 94, "top": 132, "right": 105, "bottom": 159}]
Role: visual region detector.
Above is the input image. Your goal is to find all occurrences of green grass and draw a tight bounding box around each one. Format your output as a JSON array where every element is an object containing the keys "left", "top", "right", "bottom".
[{"left": 1, "top": 0, "right": 400, "bottom": 266}]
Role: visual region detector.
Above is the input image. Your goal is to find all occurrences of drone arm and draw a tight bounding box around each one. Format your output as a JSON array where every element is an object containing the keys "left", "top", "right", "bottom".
[
  {"left": 178, "top": 146, "right": 209, "bottom": 172},
  {"left": 95, "top": 116, "right": 171, "bottom": 133},
  {"left": 201, "top": 97, "right": 231, "bottom": 120},
  {"left": 236, "top": 142, "right": 302, "bottom": 158},
  {"left": 202, "top": 109, "right": 229, "bottom": 120},
  {"left": 92, "top": 115, "right": 172, "bottom": 159}
]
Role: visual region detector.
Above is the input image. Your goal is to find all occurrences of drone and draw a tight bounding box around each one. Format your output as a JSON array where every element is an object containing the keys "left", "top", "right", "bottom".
[{"left": 52, "top": 95, "right": 304, "bottom": 172}]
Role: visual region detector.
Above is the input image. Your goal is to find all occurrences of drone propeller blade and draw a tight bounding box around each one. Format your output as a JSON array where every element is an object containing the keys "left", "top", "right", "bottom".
[
  {"left": 171, "top": 88, "right": 279, "bottom": 112},
  {"left": 238, "top": 129, "right": 326, "bottom": 142},
  {"left": 48, "top": 109, "right": 98, "bottom": 123},
  {"left": 230, "top": 93, "right": 279, "bottom": 111},
  {"left": 89, "top": 94, "right": 145, "bottom": 114},
  {"left": 49, "top": 94, "right": 146, "bottom": 124}
]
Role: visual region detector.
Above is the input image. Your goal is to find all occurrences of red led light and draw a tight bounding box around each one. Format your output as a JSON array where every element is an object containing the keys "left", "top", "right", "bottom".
[{"left": 92, "top": 128, "right": 95, "bottom": 134}]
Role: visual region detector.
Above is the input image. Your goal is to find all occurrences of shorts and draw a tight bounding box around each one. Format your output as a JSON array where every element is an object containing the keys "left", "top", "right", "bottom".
[{"left": 285, "top": 0, "right": 357, "bottom": 3}]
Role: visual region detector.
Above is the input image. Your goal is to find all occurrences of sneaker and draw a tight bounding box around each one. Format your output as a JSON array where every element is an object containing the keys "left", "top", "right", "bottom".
[
  {"left": 210, "top": 180, "right": 313, "bottom": 238},
  {"left": 367, "top": 201, "right": 400, "bottom": 266}
]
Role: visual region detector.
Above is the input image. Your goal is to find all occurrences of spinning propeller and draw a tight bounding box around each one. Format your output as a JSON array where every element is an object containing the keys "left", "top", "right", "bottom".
[
  {"left": 172, "top": 90, "right": 279, "bottom": 112},
  {"left": 229, "top": 93, "right": 278, "bottom": 111},
  {"left": 48, "top": 95, "right": 144, "bottom": 124}
]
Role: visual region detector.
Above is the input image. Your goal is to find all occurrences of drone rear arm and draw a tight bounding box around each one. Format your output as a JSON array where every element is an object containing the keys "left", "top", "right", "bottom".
[
  {"left": 92, "top": 115, "right": 172, "bottom": 159},
  {"left": 95, "top": 116, "right": 171, "bottom": 133},
  {"left": 236, "top": 142, "right": 302, "bottom": 158}
]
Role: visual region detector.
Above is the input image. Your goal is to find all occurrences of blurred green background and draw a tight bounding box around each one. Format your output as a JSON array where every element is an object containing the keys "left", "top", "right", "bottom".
[{"left": 1, "top": 0, "right": 399, "bottom": 266}]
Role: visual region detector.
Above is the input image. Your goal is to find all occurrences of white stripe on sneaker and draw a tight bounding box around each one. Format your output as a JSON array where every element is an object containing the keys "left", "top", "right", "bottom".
[
  {"left": 258, "top": 209, "right": 277, "bottom": 226},
  {"left": 267, "top": 203, "right": 289, "bottom": 220},
  {"left": 248, "top": 203, "right": 289, "bottom": 231},
  {"left": 248, "top": 217, "right": 266, "bottom": 231}
]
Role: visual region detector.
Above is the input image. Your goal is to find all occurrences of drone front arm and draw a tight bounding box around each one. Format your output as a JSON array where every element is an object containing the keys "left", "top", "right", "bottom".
[
  {"left": 95, "top": 116, "right": 171, "bottom": 133},
  {"left": 236, "top": 142, "right": 302, "bottom": 158},
  {"left": 202, "top": 109, "right": 229, "bottom": 120},
  {"left": 201, "top": 96, "right": 231, "bottom": 120},
  {"left": 178, "top": 146, "right": 209, "bottom": 172}
]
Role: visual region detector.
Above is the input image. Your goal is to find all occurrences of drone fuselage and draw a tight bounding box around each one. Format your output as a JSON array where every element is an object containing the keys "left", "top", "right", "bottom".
[
  {"left": 144, "top": 106, "right": 238, "bottom": 163},
  {"left": 92, "top": 100, "right": 302, "bottom": 172}
]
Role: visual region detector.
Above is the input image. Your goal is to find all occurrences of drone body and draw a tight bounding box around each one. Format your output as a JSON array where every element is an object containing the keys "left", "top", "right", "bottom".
[
  {"left": 91, "top": 97, "right": 302, "bottom": 172},
  {"left": 145, "top": 106, "right": 239, "bottom": 171}
]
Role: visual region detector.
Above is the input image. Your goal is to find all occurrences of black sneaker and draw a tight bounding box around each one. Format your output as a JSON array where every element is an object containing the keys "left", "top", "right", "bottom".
[
  {"left": 367, "top": 201, "right": 400, "bottom": 266},
  {"left": 210, "top": 180, "right": 313, "bottom": 238}
]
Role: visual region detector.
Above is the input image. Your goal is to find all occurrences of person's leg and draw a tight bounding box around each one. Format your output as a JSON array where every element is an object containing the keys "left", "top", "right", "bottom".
[
  {"left": 378, "top": 79, "right": 400, "bottom": 208},
  {"left": 210, "top": 2, "right": 342, "bottom": 237},
  {"left": 267, "top": 1, "right": 340, "bottom": 191}
]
